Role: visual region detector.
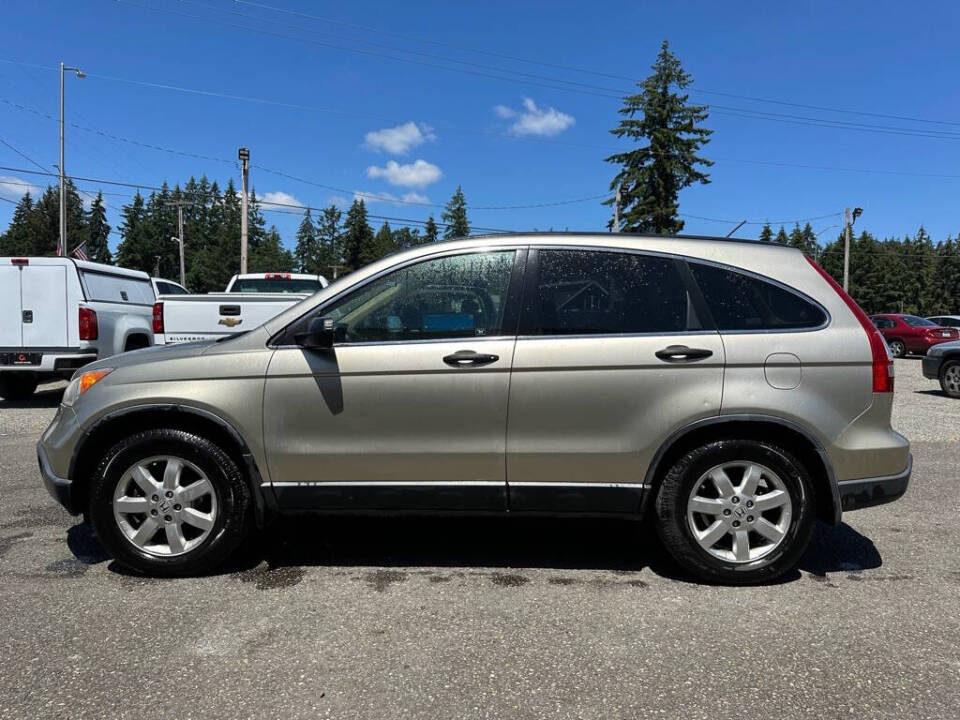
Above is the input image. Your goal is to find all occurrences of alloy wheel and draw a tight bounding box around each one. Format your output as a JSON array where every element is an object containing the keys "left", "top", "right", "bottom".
[
  {"left": 944, "top": 364, "right": 960, "bottom": 395},
  {"left": 112, "top": 455, "right": 218, "bottom": 557},
  {"left": 686, "top": 461, "right": 793, "bottom": 563}
]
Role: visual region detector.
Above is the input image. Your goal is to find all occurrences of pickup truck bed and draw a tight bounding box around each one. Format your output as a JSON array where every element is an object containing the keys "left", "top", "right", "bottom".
[{"left": 153, "top": 293, "right": 309, "bottom": 344}]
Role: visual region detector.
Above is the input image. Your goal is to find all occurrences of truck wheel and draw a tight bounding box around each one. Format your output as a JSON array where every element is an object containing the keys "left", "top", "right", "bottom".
[
  {"left": 654, "top": 439, "right": 815, "bottom": 585},
  {"left": 88, "top": 429, "right": 252, "bottom": 577},
  {"left": 941, "top": 360, "right": 960, "bottom": 398},
  {"left": 0, "top": 374, "right": 39, "bottom": 401}
]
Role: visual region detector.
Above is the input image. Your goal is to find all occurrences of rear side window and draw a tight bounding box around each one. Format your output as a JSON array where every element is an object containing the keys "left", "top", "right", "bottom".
[
  {"left": 81, "top": 271, "right": 154, "bottom": 305},
  {"left": 529, "top": 250, "right": 698, "bottom": 335},
  {"left": 690, "top": 263, "right": 827, "bottom": 331}
]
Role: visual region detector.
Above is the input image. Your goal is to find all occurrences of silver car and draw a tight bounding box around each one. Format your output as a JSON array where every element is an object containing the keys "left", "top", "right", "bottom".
[{"left": 37, "top": 234, "right": 911, "bottom": 583}]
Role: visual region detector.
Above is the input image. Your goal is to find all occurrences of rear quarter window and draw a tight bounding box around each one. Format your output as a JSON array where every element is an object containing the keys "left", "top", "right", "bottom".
[{"left": 689, "top": 262, "right": 827, "bottom": 331}]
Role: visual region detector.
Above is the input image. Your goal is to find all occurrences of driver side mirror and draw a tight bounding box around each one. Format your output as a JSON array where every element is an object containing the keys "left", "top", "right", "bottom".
[{"left": 295, "top": 316, "right": 335, "bottom": 349}]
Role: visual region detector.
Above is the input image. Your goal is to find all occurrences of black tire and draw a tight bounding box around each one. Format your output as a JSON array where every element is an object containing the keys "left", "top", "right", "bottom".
[
  {"left": 888, "top": 339, "right": 906, "bottom": 358},
  {"left": 88, "top": 429, "right": 252, "bottom": 577},
  {"left": 0, "top": 373, "right": 39, "bottom": 401},
  {"left": 940, "top": 359, "right": 960, "bottom": 398},
  {"left": 654, "top": 439, "right": 815, "bottom": 585}
]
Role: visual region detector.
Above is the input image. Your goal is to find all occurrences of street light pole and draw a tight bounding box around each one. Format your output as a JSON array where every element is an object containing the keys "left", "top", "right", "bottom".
[
  {"left": 842, "top": 207, "right": 863, "bottom": 293},
  {"left": 59, "top": 62, "right": 85, "bottom": 257},
  {"left": 238, "top": 147, "right": 250, "bottom": 274},
  {"left": 165, "top": 200, "right": 193, "bottom": 286}
]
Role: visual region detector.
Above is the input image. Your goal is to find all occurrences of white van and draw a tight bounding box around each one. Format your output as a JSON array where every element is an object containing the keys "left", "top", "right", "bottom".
[{"left": 0, "top": 257, "right": 155, "bottom": 400}]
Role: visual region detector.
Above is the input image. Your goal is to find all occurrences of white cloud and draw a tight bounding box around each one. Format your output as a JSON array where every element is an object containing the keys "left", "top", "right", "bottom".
[
  {"left": 325, "top": 195, "right": 349, "bottom": 208},
  {"left": 353, "top": 190, "right": 430, "bottom": 207},
  {"left": 366, "top": 159, "right": 442, "bottom": 188},
  {"left": 364, "top": 121, "right": 436, "bottom": 154},
  {"left": 495, "top": 98, "right": 575, "bottom": 136},
  {"left": 258, "top": 190, "right": 303, "bottom": 208},
  {"left": 0, "top": 175, "right": 40, "bottom": 201}
]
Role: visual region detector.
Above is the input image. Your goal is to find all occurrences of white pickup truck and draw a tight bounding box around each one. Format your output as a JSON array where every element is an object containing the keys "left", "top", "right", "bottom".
[
  {"left": 0, "top": 257, "right": 155, "bottom": 400},
  {"left": 153, "top": 272, "right": 327, "bottom": 345}
]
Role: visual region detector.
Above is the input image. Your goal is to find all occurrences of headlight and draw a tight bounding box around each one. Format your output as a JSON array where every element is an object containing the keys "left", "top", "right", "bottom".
[{"left": 62, "top": 368, "right": 113, "bottom": 406}]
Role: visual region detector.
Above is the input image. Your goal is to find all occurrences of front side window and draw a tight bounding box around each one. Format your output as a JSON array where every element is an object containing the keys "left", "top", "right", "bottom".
[
  {"left": 529, "top": 250, "right": 696, "bottom": 335},
  {"left": 322, "top": 251, "right": 516, "bottom": 343},
  {"left": 690, "top": 263, "right": 827, "bottom": 331}
]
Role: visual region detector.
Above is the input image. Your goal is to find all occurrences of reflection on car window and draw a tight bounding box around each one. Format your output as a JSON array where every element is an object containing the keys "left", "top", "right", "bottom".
[
  {"left": 691, "top": 263, "right": 826, "bottom": 331},
  {"left": 902, "top": 315, "right": 935, "bottom": 327},
  {"left": 531, "top": 250, "right": 695, "bottom": 334},
  {"left": 323, "top": 251, "right": 515, "bottom": 342}
]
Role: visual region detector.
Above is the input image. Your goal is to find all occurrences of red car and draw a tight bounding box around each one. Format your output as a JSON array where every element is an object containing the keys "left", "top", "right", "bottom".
[{"left": 870, "top": 313, "right": 959, "bottom": 357}]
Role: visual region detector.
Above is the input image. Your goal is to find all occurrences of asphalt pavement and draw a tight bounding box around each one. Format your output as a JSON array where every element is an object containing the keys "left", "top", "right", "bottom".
[{"left": 1, "top": 359, "right": 958, "bottom": 719}]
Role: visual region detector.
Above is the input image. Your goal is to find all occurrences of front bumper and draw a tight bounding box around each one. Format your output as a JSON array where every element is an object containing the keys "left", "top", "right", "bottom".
[
  {"left": 837, "top": 454, "right": 912, "bottom": 512},
  {"left": 37, "top": 440, "right": 78, "bottom": 515},
  {"left": 922, "top": 355, "right": 943, "bottom": 380}
]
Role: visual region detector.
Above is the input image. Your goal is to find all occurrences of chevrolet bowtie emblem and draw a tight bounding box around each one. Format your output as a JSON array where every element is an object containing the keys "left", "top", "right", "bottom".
[{"left": 219, "top": 317, "right": 243, "bottom": 327}]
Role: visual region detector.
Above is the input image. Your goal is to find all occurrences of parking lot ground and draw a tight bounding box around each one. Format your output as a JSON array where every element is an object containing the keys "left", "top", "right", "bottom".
[{"left": 1, "top": 358, "right": 958, "bottom": 720}]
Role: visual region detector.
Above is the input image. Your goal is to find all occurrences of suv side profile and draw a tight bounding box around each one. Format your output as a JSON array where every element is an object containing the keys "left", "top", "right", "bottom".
[{"left": 37, "top": 234, "right": 911, "bottom": 584}]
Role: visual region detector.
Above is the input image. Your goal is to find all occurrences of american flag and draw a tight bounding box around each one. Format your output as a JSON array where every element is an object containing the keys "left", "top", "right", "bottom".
[{"left": 71, "top": 242, "right": 89, "bottom": 261}]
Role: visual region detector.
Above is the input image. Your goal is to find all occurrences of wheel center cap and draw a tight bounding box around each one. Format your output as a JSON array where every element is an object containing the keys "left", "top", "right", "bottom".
[
  {"left": 157, "top": 499, "right": 172, "bottom": 515},
  {"left": 732, "top": 505, "right": 748, "bottom": 519}
]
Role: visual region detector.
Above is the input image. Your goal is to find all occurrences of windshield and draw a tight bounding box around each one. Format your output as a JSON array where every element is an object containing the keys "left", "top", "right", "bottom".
[
  {"left": 903, "top": 315, "right": 936, "bottom": 327},
  {"left": 230, "top": 278, "right": 322, "bottom": 294}
]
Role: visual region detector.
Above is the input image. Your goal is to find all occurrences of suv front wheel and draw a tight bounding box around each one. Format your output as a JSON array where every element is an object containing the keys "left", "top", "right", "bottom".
[
  {"left": 88, "top": 429, "right": 252, "bottom": 577},
  {"left": 655, "top": 439, "right": 815, "bottom": 584}
]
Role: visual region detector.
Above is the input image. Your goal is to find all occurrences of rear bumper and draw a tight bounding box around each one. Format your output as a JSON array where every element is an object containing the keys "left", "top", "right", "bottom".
[
  {"left": 837, "top": 453, "right": 912, "bottom": 512},
  {"left": 922, "top": 355, "right": 943, "bottom": 379},
  {"left": 37, "top": 440, "right": 78, "bottom": 515},
  {"left": 0, "top": 350, "right": 96, "bottom": 374}
]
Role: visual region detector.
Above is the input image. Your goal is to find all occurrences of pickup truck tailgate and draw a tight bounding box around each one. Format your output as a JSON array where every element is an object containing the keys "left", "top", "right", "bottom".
[{"left": 157, "top": 293, "right": 308, "bottom": 344}]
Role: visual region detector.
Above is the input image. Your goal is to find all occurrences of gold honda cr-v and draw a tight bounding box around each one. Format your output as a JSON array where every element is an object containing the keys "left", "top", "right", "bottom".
[{"left": 38, "top": 233, "right": 911, "bottom": 583}]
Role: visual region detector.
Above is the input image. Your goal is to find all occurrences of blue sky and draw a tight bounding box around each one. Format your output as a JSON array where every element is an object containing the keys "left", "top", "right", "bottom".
[{"left": 2, "top": 0, "right": 960, "bottom": 253}]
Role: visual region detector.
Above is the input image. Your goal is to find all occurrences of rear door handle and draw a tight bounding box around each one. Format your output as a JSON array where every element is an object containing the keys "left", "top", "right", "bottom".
[
  {"left": 655, "top": 345, "right": 713, "bottom": 362},
  {"left": 443, "top": 350, "right": 500, "bottom": 367}
]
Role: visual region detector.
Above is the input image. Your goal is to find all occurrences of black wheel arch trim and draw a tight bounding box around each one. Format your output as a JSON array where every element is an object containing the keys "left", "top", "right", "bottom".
[
  {"left": 69, "top": 403, "right": 271, "bottom": 525},
  {"left": 641, "top": 413, "right": 842, "bottom": 525}
]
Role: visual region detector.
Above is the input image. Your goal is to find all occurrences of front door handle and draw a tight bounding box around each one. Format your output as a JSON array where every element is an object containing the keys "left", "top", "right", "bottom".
[
  {"left": 655, "top": 345, "right": 713, "bottom": 362},
  {"left": 443, "top": 350, "right": 500, "bottom": 367}
]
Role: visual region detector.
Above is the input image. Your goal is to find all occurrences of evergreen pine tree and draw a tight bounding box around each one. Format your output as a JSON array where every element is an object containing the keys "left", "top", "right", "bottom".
[
  {"left": 86, "top": 192, "right": 112, "bottom": 264},
  {"left": 294, "top": 209, "right": 318, "bottom": 273},
  {"left": 442, "top": 186, "right": 469, "bottom": 239},
  {"left": 0, "top": 192, "right": 34, "bottom": 256},
  {"left": 249, "top": 226, "right": 294, "bottom": 272},
  {"left": 343, "top": 199, "right": 376, "bottom": 270},
  {"left": 774, "top": 226, "right": 789, "bottom": 245},
  {"left": 374, "top": 221, "right": 395, "bottom": 258},
  {"left": 316, "top": 205, "right": 343, "bottom": 278},
  {"left": 758, "top": 223, "right": 773, "bottom": 242},
  {"left": 423, "top": 215, "right": 439, "bottom": 243},
  {"left": 604, "top": 40, "right": 712, "bottom": 233}
]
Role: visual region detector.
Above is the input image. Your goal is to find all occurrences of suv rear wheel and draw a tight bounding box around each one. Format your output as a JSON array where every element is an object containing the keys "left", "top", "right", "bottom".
[
  {"left": 88, "top": 429, "right": 252, "bottom": 577},
  {"left": 655, "top": 439, "right": 815, "bottom": 584}
]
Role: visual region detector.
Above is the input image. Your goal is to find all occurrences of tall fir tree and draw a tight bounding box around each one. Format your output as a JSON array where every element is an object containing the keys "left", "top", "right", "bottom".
[
  {"left": 343, "top": 199, "right": 376, "bottom": 270},
  {"left": 604, "top": 40, "right": 712, "bottom": 234},
  {"left": 774, "top": 226, "right": 790, "bottom": 245},
  {"left": 423, "top": 215, "right": 439, "bottom": 243},
  {"left": 294, "top": 209, "right": 318, "bottom": 273},
  {"left": 374, "top": 221, "right": 395, "bottom": 258},
  {"left": 758, "top": 222, "right": 773, "bottom": 243},
  {"left": 442, "top": 186, "right": 469, "bottom": 239},
  {"left": 86, "top": 192, "right": 112, "bottom": 264},
  {"left": 316, "top": 205, "right": 343, "bottom": 278},
  {"left": 0, "top": 192, "right": 34, "bottom": 256}
]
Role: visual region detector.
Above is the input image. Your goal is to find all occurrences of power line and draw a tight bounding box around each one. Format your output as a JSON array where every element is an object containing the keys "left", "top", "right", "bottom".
[
  {"left": 0, "top": 136, "right": 50, "bottom": 173},
  {"left": 680, "top": 211, "right": 842, "bottom": 226},
  {"left": 234, "top": 0, "right": 960, "bottom": 129}
]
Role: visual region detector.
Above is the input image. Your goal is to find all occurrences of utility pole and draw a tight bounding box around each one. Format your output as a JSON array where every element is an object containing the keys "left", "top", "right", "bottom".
[
  {"left": 59, "top": 62, "right": 85, "bottom": 257},
  {"left": 238, "top": 147, "right": 250, "bottom": 274},
  {"left": 165, "top": 200, "right": 193, "bottom": 286},
  {"left": 612, "top": 183, "right": 622, "bottom": 232},
  {"left": 842, "top": 206, "right": 863, "bottom": 293},
  {"left": 843, "top": 207, "right": 851, "bottom": 292}
]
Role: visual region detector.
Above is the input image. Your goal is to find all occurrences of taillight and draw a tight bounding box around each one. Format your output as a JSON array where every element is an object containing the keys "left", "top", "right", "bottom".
[
  {"left": 152, "top": 302, "right": 164, "bottom": 333},
  {"left": 79, "top": 307, "right": 98, "bottom": 341},
  {"left": 805, "top": 257, "right": 893, "bottom": 393}
]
